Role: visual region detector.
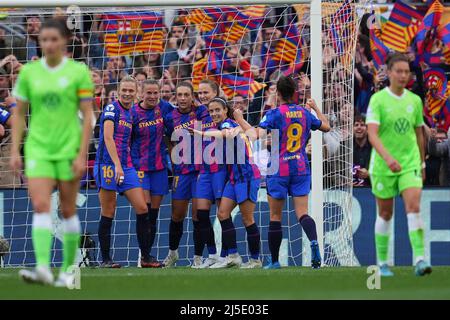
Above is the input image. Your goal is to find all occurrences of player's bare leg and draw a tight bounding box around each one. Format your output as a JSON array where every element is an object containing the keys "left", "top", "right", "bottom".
[
  {"left": 402, "top": 187, "right": 432, "bottom": 276},
  {"left": 264, "top": 196, "right": 284, "bottom": 269},
  {"left": 163, "top": 199, "right": 188, "bottom": 267},
  {"left": 375, "top": 197, "right": 394, "bottom": 276},
  {"left": 240, "top": 200, "right": 262, "bottom": 269},
  {"left": 125, "top": 187, "right": 152, "bottom": 268},
  {"left": 98, "top": 189, "right": 120, "bottom": 268},
  {"left": 294, "top": 196, "right": 321, "bottom": 269},
  {"left": 19, "top": 178, "right": 55, "bottom": 285},
  {"left": 54, "top": 179, "right": 82, "bottom": 287}
]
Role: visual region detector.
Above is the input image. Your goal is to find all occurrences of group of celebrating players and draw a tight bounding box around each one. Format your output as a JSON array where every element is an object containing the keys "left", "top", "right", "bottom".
[
  {"left": 8, "top": 18, "right": 329, "bottom": 287},
  {"left": 6, "top": 16, "right": 433, "bottom": 288},
  {"left": 93, "top": 72, "right": 329, "bottom": 271}
]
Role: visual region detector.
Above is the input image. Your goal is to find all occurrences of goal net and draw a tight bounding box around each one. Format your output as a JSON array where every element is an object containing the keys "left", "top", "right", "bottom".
[{"left": 0, "top": 1, "right": 367, "bottom": 268}]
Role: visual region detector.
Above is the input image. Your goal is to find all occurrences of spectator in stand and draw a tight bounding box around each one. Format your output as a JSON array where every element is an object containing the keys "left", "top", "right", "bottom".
[
  {"left": 0, "top": 26, "right": 27, "bottom": 62},
  {"left": 134, "top": 52, "right": 161, "bottom": 79},
  {"left": 354, "top": 34, "right": 374, "bottom": 116},
  {"left": 134, "top": 70, "right": 148, "bottom": 101},
  {"left": 297, "top": 72, "right": 311, "bottom": 104},
  {"left": 105, "top": 56, "right": 128, "bottom": 85},
  {"left": 91, "top": 68, "right": 104, "bottom": 118},
  {"left": 353, "top": 115, "right": 372, "bottom": 186},
  {"left": 162, "top": 60, "right": 191, "bottom": 91},
  {"left": 25, "top": 15, "right": 42, "bottom": 61},
  {"left": 428, "top": 128, "right": 450, "bottom": 186},
  {"left": 161, "top": 20, "right": 191, "bottom": 70},
  {"left": 232, "top": 94, "right": 249, "bottom": 121},
  {"left": 160, "top": 82, "right": 174, "bottom": 102},
  {"left": 0, "top": 67, "right": 10, "bottom": 105}
]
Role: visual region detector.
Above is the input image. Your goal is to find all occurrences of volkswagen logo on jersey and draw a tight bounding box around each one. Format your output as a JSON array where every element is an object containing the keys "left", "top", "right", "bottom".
[
  {"left": 42, "top": 92, "right": 61, "bottom": 109},
  {"left": 394, "top": 117, "right": 410, "bottom": 135}
]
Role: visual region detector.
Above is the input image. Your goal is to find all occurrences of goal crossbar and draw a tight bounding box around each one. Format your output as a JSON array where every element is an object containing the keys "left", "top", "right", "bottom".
[{"left": 1, "top": 0, "right": 312, "bottom": 8}]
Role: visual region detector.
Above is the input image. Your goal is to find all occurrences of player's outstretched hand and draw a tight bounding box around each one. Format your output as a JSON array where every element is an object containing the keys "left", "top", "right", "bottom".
[
  {"left": 9, "top": 152, "right": 22, "bottom": 173},
  {"left": 386, "top": 156, "right": 402, "bottom": 173},
  {"left": 72, "top": 155, "right": 86, "bottom": 180}
]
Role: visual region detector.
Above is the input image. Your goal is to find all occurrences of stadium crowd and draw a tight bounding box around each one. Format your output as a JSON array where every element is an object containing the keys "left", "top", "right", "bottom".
[{"left": 0, "top": 3, "right": 449, "bottom": 190}]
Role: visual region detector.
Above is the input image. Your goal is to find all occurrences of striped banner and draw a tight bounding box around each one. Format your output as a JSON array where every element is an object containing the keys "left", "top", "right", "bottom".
[
  {"left": 220, "top": 73, "right": 266, "bottom": 98},
  {"left": 103, "top": 11, "right": 164, "bottom": 56},
  {"left": 381, "top": 0, "right": 422, "bottom": 52}
]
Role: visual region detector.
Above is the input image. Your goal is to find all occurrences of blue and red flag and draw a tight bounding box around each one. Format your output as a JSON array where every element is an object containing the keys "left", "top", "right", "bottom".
[
  {"left": 381, "top": 0, "right": 423, "bottom": 52},
  {"left": 222, "top": 6, "right": 266, "bottom": 43},
  {"left": 103, "top": 11, "right": 164, "bottom": 56},
  {"left": 415, "top": 0, "right": 443, "bottom": 60},
  {"left": 424, "top": 67, "right": 450, "bottom": 117},
  {"left": 219, "top": 73, "right": 266, "bottom": 98},
  {"left": 328, "top": 0, "right": 356, "bottom": 68},
  {"left": 438, "top": 23, "right": 450, "bottom": 53},
  {"left": 370, "top": 27, "right": 390, "bottom": 70}
]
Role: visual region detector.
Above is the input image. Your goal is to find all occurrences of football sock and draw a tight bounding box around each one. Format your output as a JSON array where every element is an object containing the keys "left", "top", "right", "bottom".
[
  {"left": 193, "top": 220, "right": 203, "bottom": 256},
  {"left": 169, "top": 219, "right": 183, "bottom": 251},
  {"left": 299, "top": 215, "right": 317, "bottom": 242},
  {"left": 268, "top": 221, "right": 282, "bottom": 263},
  {"left": 61, "top": 215, "right": 81, "bottom": 273},
  {"left": 148, "top": 206, "right": 159, "bottom": 251},
  {"left": 32, "top": 213, "right": 53, "bottom": 268},
  {"left": 407, "top": 213, "right": 425, "bottom": 264},
  {"left": 197, "top": 209, "right": 217, "bottom": 255},
  {"left": 220, "top": 218, "right": 237, "bottom": 254},
  {"left": 98, "top": 215, "right": 113, "bottom": 262},
  {"left": 136, "top": 213, "right": 151, "bottom": 260},
  {"left": 375, "top": 215, "right": 391, "bottom": 265},
  {"left": 245, "top": 223, "right": 260, "bottom": 260}
]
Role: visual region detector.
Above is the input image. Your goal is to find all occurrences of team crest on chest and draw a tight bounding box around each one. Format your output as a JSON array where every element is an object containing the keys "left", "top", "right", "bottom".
[
  {"left": 406, "top": 105, "right": 414, "bottom": 113},
  {"left": 58, "top": 77, "right": 69, "bottom": 88}
]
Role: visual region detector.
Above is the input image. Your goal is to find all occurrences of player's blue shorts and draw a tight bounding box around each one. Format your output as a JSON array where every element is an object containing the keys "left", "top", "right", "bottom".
[
  {"left": 222, "top": 179, "right": 260, "bottom": 204},
  {"left": 94, "top": 163, "right": 141, "bottom": 194},
  {"left": 137, "top": 169, "right": 169, "bottom": 196},
  {"left": 172, "top": 172, "right": 198, "bottom": 200},
  {"left": 267, "top": 174, "right": 311, "bottom": 199},
  {"left": 195, "top": 170, "right": 228, "bottom": 202}
]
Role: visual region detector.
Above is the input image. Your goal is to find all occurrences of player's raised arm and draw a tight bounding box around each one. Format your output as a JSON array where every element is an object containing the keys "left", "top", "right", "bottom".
[
  {"left": 233, "top": 108, "right": 264, "bottom": 141},
  {"left": 305, "top": 99, "right": 330, "bottom": 132}
]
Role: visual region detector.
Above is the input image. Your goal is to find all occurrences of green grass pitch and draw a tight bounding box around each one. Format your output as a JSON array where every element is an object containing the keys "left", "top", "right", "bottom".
[{"left": 0, "top": 267, "right": 449, "bottom": 300}]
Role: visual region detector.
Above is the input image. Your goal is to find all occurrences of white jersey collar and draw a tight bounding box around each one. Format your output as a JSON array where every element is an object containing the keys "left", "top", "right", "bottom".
[
  {"left": 385, "top": 87, "right": 406, "bottom": 100},
  {"left": 41, "top": 56, "right": 68, "bottom": 73}
]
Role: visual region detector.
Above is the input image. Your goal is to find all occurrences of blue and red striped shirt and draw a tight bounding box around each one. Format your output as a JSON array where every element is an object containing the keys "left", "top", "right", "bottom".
[
  {"left": 219, "top": 118, "right": 260, "bottom": 184},
  {"left": 96, "top": 100, "right": 134, "bottom": 168},
  {"left": 131, "top": 99, "right": 174, "bottom": 172},
  {"left": 200, "top": 112, "right": 225, "bottom": 174},
  {"left": 164, "top": 105, "right": 209, "bottom": 175},
  {"left": 259, "top": 103, "right": 322, "bottom": 177}
]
